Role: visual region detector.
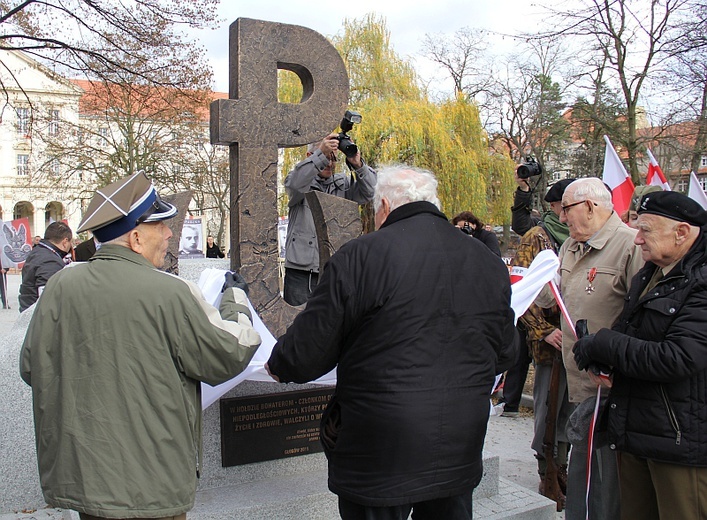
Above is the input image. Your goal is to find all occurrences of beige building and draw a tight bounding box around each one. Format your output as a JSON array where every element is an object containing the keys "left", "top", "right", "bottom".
[
  {"left": 0, "top": 49, "right": 231, "bottom": 247},
  {"left": 0, "top": 49, "right": 83, "bottom": 237}
]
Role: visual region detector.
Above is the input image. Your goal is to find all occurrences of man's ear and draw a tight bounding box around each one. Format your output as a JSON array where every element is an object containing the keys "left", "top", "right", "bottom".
[
  {"left": 675, "top": 222, "right": 691, "bottom": 243},
  {"left": 127, "top": 228, "right": 143, "bottom": 253}
]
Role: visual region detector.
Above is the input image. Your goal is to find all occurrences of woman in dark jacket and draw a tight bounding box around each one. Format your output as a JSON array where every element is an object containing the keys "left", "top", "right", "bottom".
[{"left": 452, "top": 211, "right": 501, "bottom": 257}]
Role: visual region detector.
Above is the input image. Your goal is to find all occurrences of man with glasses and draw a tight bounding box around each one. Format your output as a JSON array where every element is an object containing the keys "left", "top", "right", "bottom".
[
  {"left": 537, "top": 177, "right": 643, "bottom": 520},
  {"left": 283, "top": 133, "right": 376, "bottom": 306}
]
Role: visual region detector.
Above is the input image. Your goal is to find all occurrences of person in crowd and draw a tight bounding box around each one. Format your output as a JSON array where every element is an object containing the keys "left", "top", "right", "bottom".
[
  {"left": 0, "top": 253, "right": 8, "bottom": 309},
  {"left": 572, "top": 191, "right": 707, "bottom": 520},
  {"left": 511, "top": 178, "right": 575, "bottom": 506},
  {"left": 498, "top": 176, "right": 570, "bottom": 419},
  {"left": 535, "top": 177, "right": 644, "bottom": 519},
  {"left": 19, "top": 221, "right": 73, "bottom": 312},
  {"left": 283, "top": 133, "right": 376, "bottom": 306},
  {"left": 20, "top": 171, "right": 261, "bottom": 520},
  {"left": 451, "top": 211, "right": 502, "bottom": 257},
  {"left": 267, "top": 165, "right": 517, "bottom": 520},
  {"left": 511, "top": 166, "right": 542, "bottom": 236},
  {"left": 32, "top": 235, "right": 41, "bottom": 248},
  {"left": 179, "top": 223, "right": 203, "bottom": 256},
  {"left": 205, "top": 234, "right": 225, "bottom": 258},
  {"left": 74, "top": 234, "right": 99, "bottom": 262},
  {"left": 626, "top": 185, "right": 662, "bottom": 228}
]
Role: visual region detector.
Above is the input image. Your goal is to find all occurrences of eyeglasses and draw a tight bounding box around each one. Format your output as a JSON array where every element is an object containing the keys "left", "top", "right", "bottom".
[{"left": 561, "top": 200, "right": 594, "bottom": 215}]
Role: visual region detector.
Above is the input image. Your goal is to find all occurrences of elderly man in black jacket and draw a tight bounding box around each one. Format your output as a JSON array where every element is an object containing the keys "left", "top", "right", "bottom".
[
  {"left": 573, "top": 191, "right": 707, "bottom": 520},
  {"left": 267, "top": 165, "right": 517, "bottom": 520}
]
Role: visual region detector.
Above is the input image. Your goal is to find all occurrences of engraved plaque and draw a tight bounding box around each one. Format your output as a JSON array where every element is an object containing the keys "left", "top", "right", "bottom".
[{"left": 220, "top": 387, "right": 335, "bottom": 466}]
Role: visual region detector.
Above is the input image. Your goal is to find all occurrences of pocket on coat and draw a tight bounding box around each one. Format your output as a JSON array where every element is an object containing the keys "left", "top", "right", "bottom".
[{"left": 286, "top": 232, "right": 318, "bottom": 267}]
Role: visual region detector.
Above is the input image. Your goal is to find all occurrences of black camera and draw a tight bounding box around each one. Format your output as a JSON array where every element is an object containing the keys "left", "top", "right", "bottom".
[
  {"left": 459, "top": 222, "right": 473, "bottom": 235},
  {"left": 335, "top": 110, "right": 362, "bottom": 158},
  {"left": 517, "top": 156, "right": 542, "bottom": 179}
]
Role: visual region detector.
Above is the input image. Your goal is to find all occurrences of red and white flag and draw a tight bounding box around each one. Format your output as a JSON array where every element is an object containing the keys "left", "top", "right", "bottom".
[
  {"left": 645, "top": 149, "right": 671, "bottom": 190},
  {"left": 688, "top": 171, "right": 707, "bottom": 210},
  {"left": 602, "top": 135, "right": 635, "bottom": 214}
]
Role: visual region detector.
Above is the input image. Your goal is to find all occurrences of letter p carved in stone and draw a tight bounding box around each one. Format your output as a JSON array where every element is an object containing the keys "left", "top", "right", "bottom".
[{"left": 210, "top": 18, "right": 349, "bottom": 336}]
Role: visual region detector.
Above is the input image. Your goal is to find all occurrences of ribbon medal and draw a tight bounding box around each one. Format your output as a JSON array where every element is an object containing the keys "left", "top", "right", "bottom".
[{"left": 586, "top": 267, "right": 597, "bottom": 294}]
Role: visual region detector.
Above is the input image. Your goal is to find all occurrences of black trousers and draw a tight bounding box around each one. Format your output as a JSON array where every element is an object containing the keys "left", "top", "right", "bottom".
[
  {"left": 501, "top": 325, "right": 531, "bottom": 411},
  {"left": 283, "top": 267, "right": 319, "bottom": 306},
  {"left": 338, "top": 490, "right": 474, "bottom": 520}
]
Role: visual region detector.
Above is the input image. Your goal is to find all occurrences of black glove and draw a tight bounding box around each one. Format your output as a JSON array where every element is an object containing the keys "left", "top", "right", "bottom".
[
  {"left": 572, "top": 334, "right": 596, "bottom": 371},
  {"left": 222, "top": 271, "right": 249, "bottom": 295}
]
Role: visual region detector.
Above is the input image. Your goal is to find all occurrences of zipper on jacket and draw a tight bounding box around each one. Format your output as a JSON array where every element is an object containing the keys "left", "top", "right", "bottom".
[{"left": 659, "top": 385, "right": 682, "bottom": 445}]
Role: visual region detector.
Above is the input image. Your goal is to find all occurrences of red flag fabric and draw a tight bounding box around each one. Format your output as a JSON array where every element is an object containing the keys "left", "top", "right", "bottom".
[
  {"left": 602, "top": 135, "right": 635, "bottom": 214},
  {"left": 645, "top": 149, "right": 671, "bottom": 190}
]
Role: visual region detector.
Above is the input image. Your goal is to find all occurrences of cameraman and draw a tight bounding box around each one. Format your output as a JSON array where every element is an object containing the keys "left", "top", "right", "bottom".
[
  {"left": 451, "top": 212, "right": 501, "bottom": 257},
  {"left": 511, "top": 165, "right": 542, "bottom": 236},
  {"left": 283, "top": 133, "right": 376, "bottom": 306}
]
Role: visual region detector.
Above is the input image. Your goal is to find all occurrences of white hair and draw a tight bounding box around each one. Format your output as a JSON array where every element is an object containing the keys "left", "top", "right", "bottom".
[
  {"left": 567, "top": 177, "right": 613, "bottom": 210},
  {"left": 373, "top": 165, "right": 441, "bottom": 213}
]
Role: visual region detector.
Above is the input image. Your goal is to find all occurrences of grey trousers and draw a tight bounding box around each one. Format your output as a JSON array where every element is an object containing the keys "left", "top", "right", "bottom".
[{"left": 564, "top": 404, "right": 621, "bottom": 520}]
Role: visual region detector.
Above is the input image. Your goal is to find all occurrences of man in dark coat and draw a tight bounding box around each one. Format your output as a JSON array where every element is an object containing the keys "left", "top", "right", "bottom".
[
  {"left": 266, "top": 165, "right": 517, "bottom": 520},
  {"left": 19, "top": 221, "right": 73, "bottom": 312},
  {"left": 573, "top": 191, "right": 707, "bottom": 520}
]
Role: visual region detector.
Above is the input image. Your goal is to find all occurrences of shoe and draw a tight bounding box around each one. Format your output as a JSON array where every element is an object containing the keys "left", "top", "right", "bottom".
[{"left": 501, "top": 410, "right": 520, "bottom": 418}]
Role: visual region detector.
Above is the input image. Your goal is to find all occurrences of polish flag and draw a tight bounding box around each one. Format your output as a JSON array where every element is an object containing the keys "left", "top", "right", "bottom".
[
  {"left": 645, "top": 149, "right": 671, "bottom": 190},
  {"left": 602, "top": 135, "right": 635, "bottom": 215},
  {"left": 688, "top": 171, "right": 707, "bottom": 210}
]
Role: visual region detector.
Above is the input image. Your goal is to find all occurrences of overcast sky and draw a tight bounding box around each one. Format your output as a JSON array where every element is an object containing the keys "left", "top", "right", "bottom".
[{"left": 194, "top": 0, "right": 551, "bottom": 93}]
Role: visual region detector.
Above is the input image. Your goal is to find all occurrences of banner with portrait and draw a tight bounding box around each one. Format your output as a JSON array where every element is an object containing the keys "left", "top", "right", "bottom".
[{"left": 179, "top": 218, "right": 204, "bottom": 258}]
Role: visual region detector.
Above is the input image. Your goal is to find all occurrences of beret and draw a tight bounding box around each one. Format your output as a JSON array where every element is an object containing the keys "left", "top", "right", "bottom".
[
  {"left": 544, "top": 178, "right": 575, "bottom": 203},
  {"left": 637, "top": 190, "right": 707, "bottom": 227}
]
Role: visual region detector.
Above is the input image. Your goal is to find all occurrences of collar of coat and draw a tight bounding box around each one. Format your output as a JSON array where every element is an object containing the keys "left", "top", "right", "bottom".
[
  {"left": 380, "top": 201, "right": 448, "bottom": 229},
  {"left": 90, "top": 243, "right": 160, "bottom": 270},
  {"left": 564, "top": 211, "right": 626, "bottom": 253}
]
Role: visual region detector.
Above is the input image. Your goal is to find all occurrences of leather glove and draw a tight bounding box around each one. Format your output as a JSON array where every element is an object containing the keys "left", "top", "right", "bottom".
[
  {"left": 222, "top": 271, "right": 249, "bottom": 295},
  {"left": 572, "top": 334, "right": 596, "bottom": 371}
]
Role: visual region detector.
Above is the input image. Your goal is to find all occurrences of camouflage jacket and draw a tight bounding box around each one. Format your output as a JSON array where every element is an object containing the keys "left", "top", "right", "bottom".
[{"left": 511, "top": 223, "right": 561, "bottom": 366}]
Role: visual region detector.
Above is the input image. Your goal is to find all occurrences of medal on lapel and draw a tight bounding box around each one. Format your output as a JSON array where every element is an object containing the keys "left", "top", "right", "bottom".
[{"left": 586, "top": 267, "right": 597, "bottom": 294}]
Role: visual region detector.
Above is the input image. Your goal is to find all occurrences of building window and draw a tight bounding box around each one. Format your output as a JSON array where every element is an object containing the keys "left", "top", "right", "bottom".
[
  {"left": 676, "top": 178, "right": 688, "bottom": 192},
  {"left": 49, "top": 109, "right": 60, "bottom": 136},
  {"left": 16, "top": 107, "right": 30, "bottom": 136},
  {"left": 98, "top": 127, "right": 109, "bottom": 146},
  {"left": 701, "top": 155, "right": 707, "bottom": 168},
  {"left": 17, "top": 154, "right": 29, "bottom": 176},
  {"left": 700, "top": 176, "right": 707, "bottom": 192},
  {"left": 49, "top": 158, "right": 60, "bottom": 176}
]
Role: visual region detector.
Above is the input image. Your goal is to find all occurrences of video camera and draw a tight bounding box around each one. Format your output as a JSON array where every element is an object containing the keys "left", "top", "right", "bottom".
[
  {"left": 335, "top": 110, "right": 362, "bottom": 158},
  {"left": 517, "top": 155, "right": 542, "bottom": 179}
]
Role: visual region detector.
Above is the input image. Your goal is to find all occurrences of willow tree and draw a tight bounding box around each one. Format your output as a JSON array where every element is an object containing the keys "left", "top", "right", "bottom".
[{"left": 278, "top": 14, "right": 515, "bottom": 225}]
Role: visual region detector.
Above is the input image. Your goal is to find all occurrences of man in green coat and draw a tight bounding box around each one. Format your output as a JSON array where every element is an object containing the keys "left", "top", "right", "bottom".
[{"left": 20, "top": 172, "right": 261, "bottom": 520}]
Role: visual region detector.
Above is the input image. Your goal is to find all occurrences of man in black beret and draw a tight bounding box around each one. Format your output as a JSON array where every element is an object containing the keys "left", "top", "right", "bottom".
[{"left": 572, "top": 190, "right": 707, "bottom": 520}]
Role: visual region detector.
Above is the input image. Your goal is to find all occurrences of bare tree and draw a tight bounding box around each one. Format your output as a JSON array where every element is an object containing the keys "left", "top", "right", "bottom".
[
  {"left": 538, "top": 0, "right": 694, "bottom": 182},
  {"left": 0, "top": 0, "right": 217, "bottom": 90},
  {"left": 421, "top": 27, "right": 494, "bottom": 99}
]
